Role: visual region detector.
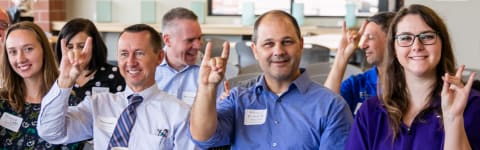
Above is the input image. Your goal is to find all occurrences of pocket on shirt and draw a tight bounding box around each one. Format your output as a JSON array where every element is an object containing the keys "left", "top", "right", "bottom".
[
  {"left": 96, "top": 116, "right": 117, "bottom": 135},
  {"left": 136, "top": 134, "right": 173, "bottom": 149}
]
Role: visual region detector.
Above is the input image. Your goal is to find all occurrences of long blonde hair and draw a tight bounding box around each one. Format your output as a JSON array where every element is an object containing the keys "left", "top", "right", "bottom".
[{"left": 0, "top": 22, "right": 59, "bottom": 112}]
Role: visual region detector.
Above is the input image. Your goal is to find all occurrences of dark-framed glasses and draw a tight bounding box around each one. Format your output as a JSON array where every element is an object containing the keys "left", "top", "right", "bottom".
[{"left": 395, "top": 31, "right": 438, "bottom": 47}]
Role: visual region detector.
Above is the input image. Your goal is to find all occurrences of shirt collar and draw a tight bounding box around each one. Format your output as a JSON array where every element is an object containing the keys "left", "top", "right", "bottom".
[
  {"left": 253, "top": 68, "right": 311, "bottom": 95},
  {"left": 160, "top": 50, "right": 200, "bottom": 71},
  {"left": 123, "top": 83, "right": 161, "bottom": 101}
]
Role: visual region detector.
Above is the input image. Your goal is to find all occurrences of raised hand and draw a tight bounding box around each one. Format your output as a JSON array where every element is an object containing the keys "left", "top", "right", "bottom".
[
  {"left": 441, "top": 65, "right": 476, "bottom": 120},
  {"left": 199, "top": 41, "right": 230, "bottom": 87},
  {"left": 336, "top": 20, "right": 366, "bottom": 61},
  {"left": 58, "top": 37, "right": 92, "bottom": 88}
]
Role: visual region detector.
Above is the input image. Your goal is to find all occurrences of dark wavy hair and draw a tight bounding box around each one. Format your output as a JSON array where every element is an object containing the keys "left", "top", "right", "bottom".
[{"left": 55, "top": 18, "right": 108, "bottom": 76}]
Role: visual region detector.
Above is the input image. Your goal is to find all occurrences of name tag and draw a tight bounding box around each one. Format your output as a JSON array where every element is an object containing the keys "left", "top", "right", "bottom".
[
  {"left": 92, "top": 87, "right": 110, "bottom": 95},
  {"left": 0, "top": 112, "right": 23, "bottom": 132},
  {"left": 244, "top": 109, "right": 267, "bottom": 125},
  {"left": 181, "top": 91, "right": 196, "bottom": 105},
  {"left": 97, "top": 116, "right": 117, "bottom": 134}
]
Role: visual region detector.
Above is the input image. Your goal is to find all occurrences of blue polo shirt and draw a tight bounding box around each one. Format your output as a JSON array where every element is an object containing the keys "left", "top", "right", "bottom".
[
  {"left": 189, "top": 69, "right": 353, "bottom": 149},
  {"left": 340, "top": 66, "right": 378, "bottom": 114},
  {"left": 346, "top": 90, "right": 480, "bottom": 150}
]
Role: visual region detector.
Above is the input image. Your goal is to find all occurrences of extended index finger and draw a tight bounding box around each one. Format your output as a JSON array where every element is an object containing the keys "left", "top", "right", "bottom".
[
  {"left": 61, "top": 38, "right": 68, "bottom": 56},
  {"left": 341, "top": 20, "right": 347, "bottom": 35},
  {"left": 455, "top": 64, "right": 465, "bottom": 78},
  {"left": 82, "top": 37, "right": 93, "bottom": 55},
  {"left": 202, "top": 42, "right": 212, "bottom": 65},
  {"left": 358, "top": 20, "right": 368, "bottom": 35},
  {"left": 464, "top": 72, "right": 477, "bottom": 91},
  {"left": 221, "top": 41, "right": 230, "bottom": 59}
]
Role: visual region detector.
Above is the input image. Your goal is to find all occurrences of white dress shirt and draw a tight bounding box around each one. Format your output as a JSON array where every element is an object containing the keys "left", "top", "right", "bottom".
[{"left": 37, "top": 82, "right": 197, "bottom": 150}]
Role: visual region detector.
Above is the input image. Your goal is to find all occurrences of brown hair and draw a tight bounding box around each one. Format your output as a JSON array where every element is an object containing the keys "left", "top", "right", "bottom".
[
  {"left": 161, "top": 7, "right": 198, "bottom": 34},
  {"left": 252, "top": 10, "right": 301, "bottom": 44},
  {"left": 367, "top": 12, "right": 396, "bottom": 34},
  {"left": 119, "top": 24, "right": 162, "bottom": 53},
  {"left": 55, "top": 18, "right": 108, "bottom": 76},
  {"left": 381, "top": 4, "right": 456, "bottom": 139},
  {"left": 0, "top": 21, "right": 59, "bottom": 112}
]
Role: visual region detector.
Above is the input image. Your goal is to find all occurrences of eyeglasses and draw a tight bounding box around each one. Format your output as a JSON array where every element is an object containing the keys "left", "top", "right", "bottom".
[
  {"left": 0, "top": 21, "right": 9, "bottom": 30},
  {"left": 394, "top": 31, "right": 438, "bottom": 47}
]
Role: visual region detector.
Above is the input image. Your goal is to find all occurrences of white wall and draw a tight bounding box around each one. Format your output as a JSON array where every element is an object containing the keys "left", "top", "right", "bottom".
[
  {"left": 65, "top": 0, "right": 345, "bottom": 61},
  {"left": 65, "top": 0, "right": 343, "bottom": 27},
  {"left": 66, "top": 1, "right": 480, "bottom": 69},
  {"left": 405, "top": 0, "right": 480, "bottom": 70}
]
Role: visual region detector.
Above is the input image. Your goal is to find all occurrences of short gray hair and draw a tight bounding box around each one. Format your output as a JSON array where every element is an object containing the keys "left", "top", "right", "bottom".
[{"left": 161, "top": 7, "right": 198, "bottom": 33}]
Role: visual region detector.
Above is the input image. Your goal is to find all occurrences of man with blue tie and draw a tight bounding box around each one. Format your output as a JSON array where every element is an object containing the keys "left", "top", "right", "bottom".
[{"left": 37, "top": 24, "right": 196, "bottom": 149}]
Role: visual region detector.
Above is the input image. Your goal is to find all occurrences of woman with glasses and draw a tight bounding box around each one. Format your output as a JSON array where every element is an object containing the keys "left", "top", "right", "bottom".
[
  {"left": 0, "top": 22, "right": 81, "bottom": 149},
  {"left": 345, "top": 4, "right": 480, "bottom": 150}
]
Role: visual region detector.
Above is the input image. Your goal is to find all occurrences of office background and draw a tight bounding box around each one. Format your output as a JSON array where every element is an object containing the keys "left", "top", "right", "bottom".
[{"left": 1, "top": 0, "right": 479, "bottom": 70}]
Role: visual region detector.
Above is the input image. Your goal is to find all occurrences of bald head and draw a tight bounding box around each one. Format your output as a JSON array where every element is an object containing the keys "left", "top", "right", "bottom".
[{"left": 0, "top": 8, "right": 10, "bottom": 41}]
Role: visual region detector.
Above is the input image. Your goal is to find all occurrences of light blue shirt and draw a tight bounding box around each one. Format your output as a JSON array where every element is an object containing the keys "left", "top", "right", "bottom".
[
  {"left": 155, "top": 57, "right": 201, "bottom": 105},
  {"left": 37, "top": 82, "right": 197, "bottom": 150},
  {"left": 155, "top": 56, "right": 223, "bottom": 105},
  {"left": 189, "top": 69, "right": 353, "bottom": 149}
]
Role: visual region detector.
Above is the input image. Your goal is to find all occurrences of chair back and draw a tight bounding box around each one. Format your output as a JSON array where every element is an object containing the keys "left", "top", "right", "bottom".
[
  {"left": 204, "top": 37, "right": 228, "bottom": 57},
  {"left": 228, "top": 73, "right": 262, "bottom": 89},
  {"left": 239, "top": 64, "right": 262, "bottom": 74},
  {"left": 300, "top": 44, "right": 330, "bottom": 68},
  {"left": 235, "top": 41, "right": 256, "bottom": 68}
]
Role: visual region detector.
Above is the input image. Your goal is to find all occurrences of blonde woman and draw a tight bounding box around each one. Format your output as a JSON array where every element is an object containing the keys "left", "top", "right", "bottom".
[{"left": 0, "top": 22, "right": 81, "bottom": 149}]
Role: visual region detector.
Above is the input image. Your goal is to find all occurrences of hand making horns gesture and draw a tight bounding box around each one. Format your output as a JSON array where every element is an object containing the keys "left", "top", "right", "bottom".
[
  {"left": 199, "top": 41, "right": 230, "bottom": 86},
  {"left": 441, "top": 65, "right": 477, "bottom": 120},
  {"left": 58, "top": 37, "right": 92, "bottom": 88},
  {"left": 336, "top": 20, "right": 367, "bottom": 60}
]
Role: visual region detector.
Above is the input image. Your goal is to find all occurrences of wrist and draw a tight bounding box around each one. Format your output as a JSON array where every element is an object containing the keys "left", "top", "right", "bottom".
[
  {"left": 199, "top": 84, "right": 218, "bottom": 92},
  {"left": 443, "top": 114, "right": 464, "bottom": 128},
  {"left": 57, "top": 76, "right": 74, "bottom": 88}
]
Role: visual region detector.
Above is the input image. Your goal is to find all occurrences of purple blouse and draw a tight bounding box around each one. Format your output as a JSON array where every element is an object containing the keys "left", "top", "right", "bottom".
[{"left": 346, "top": 90, "right": 480, "bottom": 150}]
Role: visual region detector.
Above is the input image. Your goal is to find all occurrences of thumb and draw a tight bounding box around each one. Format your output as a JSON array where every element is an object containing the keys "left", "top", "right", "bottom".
[{"left": 224, "top": 80, "right": 231, "bottom": 93}]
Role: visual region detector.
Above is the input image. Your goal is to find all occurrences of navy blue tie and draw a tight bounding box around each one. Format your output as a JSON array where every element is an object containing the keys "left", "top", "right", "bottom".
[{"left": 108, "top": 94, "right": 143, "bottom": 149}]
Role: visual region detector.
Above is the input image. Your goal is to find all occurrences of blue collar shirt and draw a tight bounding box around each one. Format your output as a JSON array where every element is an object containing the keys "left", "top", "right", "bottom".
[
  {"left": 155, "top": 56, "right": 201, "bottom": 106},
  {"left": 340, "top": 66, "right": 378, "bottom": 115},
  {"left": 189, "top": 69, "right": 353, "bottom": 149},
  {"left": 155, "top": 54, "right": 223, "bottom": 105}
]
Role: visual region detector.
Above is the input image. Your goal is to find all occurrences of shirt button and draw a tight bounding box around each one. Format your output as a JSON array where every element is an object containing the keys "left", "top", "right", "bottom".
[
  {"left": 272, "top": 142, "right": 277, "bottom": 147},
  {"left": 274, "top": 120, "right": 279, "bottom": 124}
]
